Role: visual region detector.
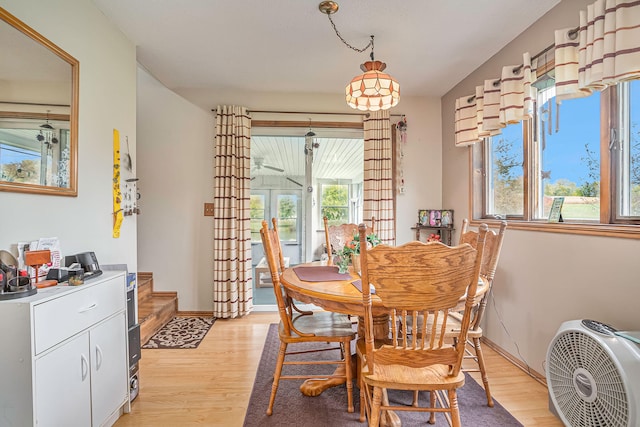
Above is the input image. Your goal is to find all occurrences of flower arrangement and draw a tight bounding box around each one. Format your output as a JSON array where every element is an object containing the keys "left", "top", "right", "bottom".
[{"left": 335, "top": 232, "right": 381, "bottom": 274}]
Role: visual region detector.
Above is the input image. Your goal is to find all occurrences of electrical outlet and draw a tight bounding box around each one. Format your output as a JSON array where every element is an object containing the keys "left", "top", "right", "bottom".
[{"left": 204, "top": 203, "right": 214, "bottom": 216}]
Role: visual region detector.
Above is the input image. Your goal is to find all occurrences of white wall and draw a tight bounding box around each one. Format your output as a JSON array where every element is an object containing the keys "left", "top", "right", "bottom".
[
  {"left": 136, "top": 84, "right": 441, "bottom": 311},
  {"left": 136, "top": 67, "right": 215, "bottom": 311},
  {"left": 0, "top": 0, "right": 137, "bottom": 272},
  {"left": 442, "top": 0, "right": 639, "bottom": 376}
]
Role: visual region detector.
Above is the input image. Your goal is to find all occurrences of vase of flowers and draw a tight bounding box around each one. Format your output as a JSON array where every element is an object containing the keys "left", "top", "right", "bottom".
[{"left": 336, "top": 232, "right": 381, "bottom": 275}]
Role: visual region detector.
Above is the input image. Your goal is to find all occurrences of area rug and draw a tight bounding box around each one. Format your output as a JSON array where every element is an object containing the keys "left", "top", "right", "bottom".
[
  {"left": 142, "top": 316, "right": 215, "bottom": 349},
  {"left": 243, "top": 324, "right": 523, "bottom": 427}
]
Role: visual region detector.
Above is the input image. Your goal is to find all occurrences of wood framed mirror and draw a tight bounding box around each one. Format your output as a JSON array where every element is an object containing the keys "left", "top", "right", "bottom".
[{"left": 0, "top": 6, "right": 78, "bottom": 196}]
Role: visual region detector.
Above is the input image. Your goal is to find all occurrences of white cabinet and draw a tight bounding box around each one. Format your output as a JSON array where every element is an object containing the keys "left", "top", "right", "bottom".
[{"left": 0, "top": 271, "right": 129, "bottom": 427}]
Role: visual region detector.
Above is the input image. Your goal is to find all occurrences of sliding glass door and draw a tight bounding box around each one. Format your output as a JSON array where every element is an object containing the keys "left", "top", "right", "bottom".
[{"left": 250, "top": 134, "right": 363, "bottom": 306}]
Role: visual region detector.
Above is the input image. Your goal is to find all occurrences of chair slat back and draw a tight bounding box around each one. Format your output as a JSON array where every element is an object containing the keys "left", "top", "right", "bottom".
[
  {"left": 323, "top": 216, "right": 375, "bottom": 265},
  {"left": 359, "top": 223, "right": 488, "bottom": 376},
  {"left": 459, "top": 219, "right": 507, "bottom": 330},
  {"left": 260, "top": 219, "right": 293, "bottom": 336},
  {"left": 459, "top": 219, "right": 507, "bottom": 283}
]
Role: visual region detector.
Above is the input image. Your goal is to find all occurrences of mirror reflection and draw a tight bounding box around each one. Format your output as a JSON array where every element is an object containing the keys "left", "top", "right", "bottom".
[{"left": 0, "top": 7, "right": 78, "bottom": 196}]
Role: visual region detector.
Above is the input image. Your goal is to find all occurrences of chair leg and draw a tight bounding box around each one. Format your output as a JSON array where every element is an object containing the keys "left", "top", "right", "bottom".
[
  {"left": 429, "top": 391, "right": 436, "bottom": 424},
  {"left": 344, "top": 344, "right": 354, "bottom": 413},
  {"left": 359, "top": 376, "right": 367, "bottom": 422},
  {"left": 449, "top": 389, "right": 461, "bottom": 427},
  {"left": 266, "top": 341, "right": 287, "bottom": 415},
  {"left": 472, "top": 337, "right": 494, "bottom": 407},
  {"left": 370, "top": 386, "right": 383, "bottom": 427}
]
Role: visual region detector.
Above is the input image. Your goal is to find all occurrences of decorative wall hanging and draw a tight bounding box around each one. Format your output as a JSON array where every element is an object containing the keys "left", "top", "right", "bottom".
[{"left": 112, "top": 129, "right": 123, "bottom": 238}]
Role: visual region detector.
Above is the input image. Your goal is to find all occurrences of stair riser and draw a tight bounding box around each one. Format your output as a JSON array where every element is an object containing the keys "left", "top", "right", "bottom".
[
  {"left": 138, "top": 278, "right": 153, "bottom": 304},
  {"left": 137, "top": 272, "right": 179, "bottom": 345},
  {"left": 140, "top": 301, "right": 177, "bottom": 344}
]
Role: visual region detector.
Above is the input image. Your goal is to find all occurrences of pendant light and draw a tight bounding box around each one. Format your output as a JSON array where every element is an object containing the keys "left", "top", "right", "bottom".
[{"left": 319, "top": 1, "right": 400, "bottom": 111}]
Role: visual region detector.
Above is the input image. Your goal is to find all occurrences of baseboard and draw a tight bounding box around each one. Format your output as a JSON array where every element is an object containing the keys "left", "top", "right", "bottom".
[
  {"left": 252, "top": 305, "right": 278, "bottom": 312},
  {"left": 176, "top": 310, "right": 214, "bottom": 317},
  {"left": 481, "top": 337, "right": 548, "bottom": 386}
]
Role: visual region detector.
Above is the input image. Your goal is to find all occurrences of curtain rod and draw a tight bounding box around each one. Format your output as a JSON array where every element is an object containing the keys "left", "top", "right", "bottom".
[
  {"left": 530, "top": 25, "right": 578, "bottom": 63},
  {"left": 211, "top": 108, "right": 404, "bottom": 118},
  {"left": 0, "top": 101, "right": 71, "bottom": 107}
]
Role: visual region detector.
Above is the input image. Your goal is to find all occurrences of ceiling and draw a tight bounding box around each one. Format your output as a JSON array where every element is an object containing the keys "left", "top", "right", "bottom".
[
  {"left": 252, "top": 136, "right": 363, "bottom": 181},
  {"left": 91, "top": 0, "right": 560, "bottom": 99}
]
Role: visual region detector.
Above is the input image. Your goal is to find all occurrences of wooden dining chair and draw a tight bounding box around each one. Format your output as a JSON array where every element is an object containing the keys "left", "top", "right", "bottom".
[
  {"left": 447, "top": 219, "right": 507, "bottom": 407},
  {"left": 323, "top": 216, "right": 375, "bottom": 265},
  {"left": 357, "top": 223, "right": 488, "bottom": 427},
  {"left": 259, "top": 220, "right": 356, "bottom": 416}
]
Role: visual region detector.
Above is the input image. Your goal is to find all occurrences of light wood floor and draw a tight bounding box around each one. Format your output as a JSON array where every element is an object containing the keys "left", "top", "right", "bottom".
[{"left": 114, "top": 312, "right": 563, "bottom": 427}]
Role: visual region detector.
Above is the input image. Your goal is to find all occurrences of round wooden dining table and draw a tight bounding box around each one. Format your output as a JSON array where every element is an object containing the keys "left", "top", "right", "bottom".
[{"left": 279, "top": 261, "right": 489, "bottom": 427}]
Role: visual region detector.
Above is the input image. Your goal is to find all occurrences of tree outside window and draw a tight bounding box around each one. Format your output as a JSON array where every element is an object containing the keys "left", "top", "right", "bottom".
[{"left": 321, "top": 183, "right": 349, "bottom": 226}]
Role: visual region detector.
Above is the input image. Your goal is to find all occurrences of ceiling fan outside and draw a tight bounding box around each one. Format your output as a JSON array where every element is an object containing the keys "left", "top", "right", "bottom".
[{"left": 253, "top": 157, "right": 284, "bottom": 173}]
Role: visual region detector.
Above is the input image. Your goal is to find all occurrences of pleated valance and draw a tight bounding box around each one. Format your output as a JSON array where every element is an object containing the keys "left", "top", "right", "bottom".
[
  {"left": 455, "top": 0, "right": 640, "bottom": 147},
  {"left": 454, "top": 53, "right": 534, "bottom": 146}
]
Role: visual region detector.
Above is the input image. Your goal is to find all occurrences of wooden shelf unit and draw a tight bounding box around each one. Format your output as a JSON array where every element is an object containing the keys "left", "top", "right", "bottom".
[{"left": 411, "top": 225, "right": 455, "bottom": 246}]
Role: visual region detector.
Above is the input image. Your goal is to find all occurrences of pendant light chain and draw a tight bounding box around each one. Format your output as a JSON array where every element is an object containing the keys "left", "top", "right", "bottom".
[{"left": 326, "top": 13, "right": 373, "bottom": 55}]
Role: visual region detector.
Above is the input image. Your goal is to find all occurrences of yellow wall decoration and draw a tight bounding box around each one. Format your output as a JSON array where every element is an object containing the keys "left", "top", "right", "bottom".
[{"left": 113, "top": 129, "right": 123, "bottom": 238}]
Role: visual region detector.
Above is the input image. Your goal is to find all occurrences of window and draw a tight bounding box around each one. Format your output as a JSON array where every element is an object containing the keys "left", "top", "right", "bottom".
[
  {"left": 276, "top": 194, "right": 299, "bottom": 242},
  {"left": 485, "top": 122, "right": 524, "bottom": 218},
  {"left": 534, "top": 88, "right": 601, "bottom": 221},
  {"left": 250, "top": 194, "right": 266, "bottom": 242},
  {"left": 472, "top": 78, "right": 640, "bottom": 234},
  {"left": 320, "top": 182, "right": 350, "bottom": 226},
  {"left": 615, "top": 80, "right": 640, "bottom": 220}
]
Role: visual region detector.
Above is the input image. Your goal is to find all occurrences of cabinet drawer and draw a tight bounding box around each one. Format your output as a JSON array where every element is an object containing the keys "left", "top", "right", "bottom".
[{"left": 34, "top": 277, "right": 125, "bottom": 355}]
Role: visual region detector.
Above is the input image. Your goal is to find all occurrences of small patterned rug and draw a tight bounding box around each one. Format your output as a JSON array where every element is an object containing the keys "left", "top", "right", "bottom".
[{"left": 142, "top": 316, "right": 215, "bottom": 349}]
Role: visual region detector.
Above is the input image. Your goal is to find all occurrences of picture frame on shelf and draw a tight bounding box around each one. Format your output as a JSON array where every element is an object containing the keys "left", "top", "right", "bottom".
[
  {"left": 429, "top": 210, "right": 442, "bottom": 227},
  {"left": 418, "top": 210, "right": 429, "bottom": 226},
  {"left": 417, "top": 209, "right": 454, "bottom": 228},
  {"left": 440, "top": 210, "right": 453, "bottom": 227}
]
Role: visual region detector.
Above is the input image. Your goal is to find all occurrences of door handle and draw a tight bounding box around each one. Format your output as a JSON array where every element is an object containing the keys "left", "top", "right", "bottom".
[
  {"left": 78, "top": 303, "right": 97, "bottom": 313},
  {"left": 80, "top": 354, "right": 88, "bottom": 381},
  {"left": 95, "top": 345, "right": 103, "bottom": 371}
]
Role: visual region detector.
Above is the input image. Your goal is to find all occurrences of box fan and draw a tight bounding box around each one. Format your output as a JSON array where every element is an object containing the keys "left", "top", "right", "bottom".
[{"left": 546, "top": 319, "right": 640, "bottom": 427}]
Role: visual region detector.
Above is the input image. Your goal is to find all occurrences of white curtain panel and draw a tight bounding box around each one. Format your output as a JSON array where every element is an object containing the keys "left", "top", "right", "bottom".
[
  {"left": 213, "top": 105, "right": 252, "bottom": 319},
  {"left": 499, "top": 52, "right": 535, "bottom": 124},
  {"left": 554, "top": 27, "right": 592, "bottom": 100},
  {"left": 454, "top": 95, "right": 478, "bottom": 146},
  {"left": 579, "top": 0, "right": 640, "bottom": 89},
  {"left": 481, "top": 78, "right": 503, "bottom": 133},
  {"left": 363, "top": 110, "right": 395, "bottom": 245}
]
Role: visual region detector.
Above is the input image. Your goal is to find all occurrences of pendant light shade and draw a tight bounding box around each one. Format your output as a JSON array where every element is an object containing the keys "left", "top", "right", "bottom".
[{"left": 345, "top": 60, "right": 400, "bottom": 111}]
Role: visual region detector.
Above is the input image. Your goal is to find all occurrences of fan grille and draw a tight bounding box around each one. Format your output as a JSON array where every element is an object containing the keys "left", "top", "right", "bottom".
[{"left": 548, "top": 330, "right": 629, "bottom": 427}]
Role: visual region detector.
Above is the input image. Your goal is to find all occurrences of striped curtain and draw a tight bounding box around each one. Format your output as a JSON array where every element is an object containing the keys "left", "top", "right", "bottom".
[
  {"left": 454, "top": 95, "right": 478, "bottom": 147},
  {"left": 363, "top": 110, "right": 395, "bottom": 245},
  {"left": 454, "top": 53, "right": 535, "bottom": 147},
  {"left": 579, "top": 0, "right": 640, "bottom": 89},
  {"left": 556, "top": 0, "right": 640, "bottom": 99},
  {"left": 555, "top": 28, "right": 592, "bottom": 100},
  {"left": 500, "top": 53, "right": 535, "bottom": 124},
  {"left": 213, "top": 105, "right": 252, "bottom": 318}
]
